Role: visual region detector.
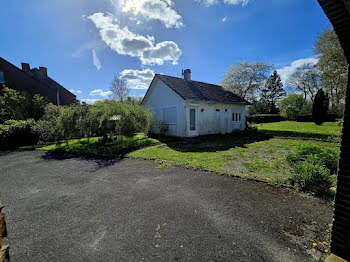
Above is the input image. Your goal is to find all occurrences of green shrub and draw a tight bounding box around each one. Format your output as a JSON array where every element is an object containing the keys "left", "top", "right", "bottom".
[
  {"left": 279, "top": 94, "right": 308, "bottom": 120},
  {"left": 290, "top": 157, "right": 336, "bottom": 197},
  {"left": 57, "top": 100, "right": 152, "bottom": 142},
  {"left": 0, "top": 120, "right": 38, "bottom": 150},
  {"left": 33, "top": 104, "right": 62, "bottom": 142},
  {"left": 287, "top": 144, "right": 339, "bottom": 174}
]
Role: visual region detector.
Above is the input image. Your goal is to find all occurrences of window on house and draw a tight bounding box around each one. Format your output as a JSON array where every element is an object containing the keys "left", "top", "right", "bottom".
[
  {"left": 225, "top": 109, "right": 228, "bottom": 112},
  {"left": 190, "top": 109, "right": 196, "bottom": 130},
  {"left": 201, "top": 108, "right": 204, "bottom": 112},
  {"left": 232, "top": 112, "right": 241, "bottom": 122},
  {"left": 232, "top": 113, "right": 235, "bottom": 121},
  {"left": 216, "top": 109, "right": 220, "bottom": 112},
  {"left": 163, "top": 107, "right": 177, "bottom": 125},
  {"left": 0, "top": 72, "right": 4, "bottom": 84}
]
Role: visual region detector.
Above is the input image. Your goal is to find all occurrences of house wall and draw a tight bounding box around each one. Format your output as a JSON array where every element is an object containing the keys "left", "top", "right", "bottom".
[
  {"left": 185, "top": 102, "right": 246, "bottom": 137},
  {"left": 143, "top": 78, "right": 186, "bottom": 137}
]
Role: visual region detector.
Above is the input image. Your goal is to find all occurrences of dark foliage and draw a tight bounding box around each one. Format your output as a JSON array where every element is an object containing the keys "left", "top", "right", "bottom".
[
  {"left": 247, "top": 114, "right": 284, "bottom": 124},
  {"left": 312, "top": 89, "right": 329, "bottom": 125},
  {"left": 0, "top": 120, "right": 38, "bottom": 150},
  {"left": 260, "top": 71, "right": 286, "bottom": 114}
]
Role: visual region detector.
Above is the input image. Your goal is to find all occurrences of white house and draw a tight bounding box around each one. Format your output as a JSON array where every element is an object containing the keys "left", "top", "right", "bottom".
[{"left": 141, "top": 69, "right": 250, "bottom": 137}]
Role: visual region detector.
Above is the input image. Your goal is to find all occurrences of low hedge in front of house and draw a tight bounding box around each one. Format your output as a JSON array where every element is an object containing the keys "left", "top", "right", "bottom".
[
  {"left": 0, "top": 120, "right": 38, "bottom": 150},
  {"left": 247, "top": 114, "right": 285, "bottom": 124}
]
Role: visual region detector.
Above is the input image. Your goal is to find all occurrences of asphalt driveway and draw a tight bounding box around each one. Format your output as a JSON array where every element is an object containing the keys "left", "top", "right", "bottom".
[{"left": 0, "top": 150, "right": 333, "bottom": 262}]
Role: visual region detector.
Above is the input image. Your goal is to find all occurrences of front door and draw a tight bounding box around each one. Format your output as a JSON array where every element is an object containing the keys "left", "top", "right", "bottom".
[{"left": 188, "top": 108, "right": 199, "bottom": 137}]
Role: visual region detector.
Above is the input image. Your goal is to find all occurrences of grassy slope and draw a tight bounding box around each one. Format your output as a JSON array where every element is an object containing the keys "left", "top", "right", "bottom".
[{"left": 129, "top": 122, "right": 341, "bottom": 183}]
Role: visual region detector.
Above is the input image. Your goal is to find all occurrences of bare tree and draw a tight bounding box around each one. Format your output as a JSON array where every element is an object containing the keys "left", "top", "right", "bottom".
[
  {"left": 221, "top": 61, "right": 273, "bottom": 103},
  {"left": 286, "top": 65, "right": 320, "bottom": 101},
  {"left": 109, "top": 76, "right": 129, "bottom": 102}
]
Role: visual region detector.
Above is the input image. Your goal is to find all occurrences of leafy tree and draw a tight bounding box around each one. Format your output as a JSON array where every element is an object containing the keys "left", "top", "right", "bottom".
[
  {"left": 221, "top": 61, "right": 273, "bottom": 103},
  {"left": 287, "top": 65, "right": 320, "bottom": 101},
  {"left": 109, "top": 76, "right": 129, "bottom": 102},
  {"left": 279, "top": 94, "right": 309, "bottom": 120},
  {"left": 34, "top": 104, "right": 62, "bottom": 142},
  {"left": 30, "top": 94, "right": 48, "bottom": 120},
  {"left": 124, "top": 96, "right": 143, "bottom": 105},
  {"left": 260, "top": 70, "right": 286, "bottom": 113},
  {"left": 0, "top": 85, "right": 47, "bottom": 122},
  {"left": 312, "top": 89, "right": 329, "bottom": 125},
  {"left": 247, "top": 99, "right": 270, "bottom": 115},
  {"left": 314, "top": 29, "right": 348, "bottom": 115},
  {"left": 0, "top": 86, "right": 26, "bottom": 122}
]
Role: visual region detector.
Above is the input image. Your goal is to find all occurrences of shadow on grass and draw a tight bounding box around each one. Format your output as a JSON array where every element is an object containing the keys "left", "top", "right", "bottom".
[
  {"left": 258, "top": 130, "right": 340, "bottom": 142},
  {"left": 149, "top": 128, "right": 340, "bottom": 153},
  {"left": 150, "top": 131, "right": 274, "bottom": 153},
  {"left": 40, "top": 137, "right": 160, "bottom": 170}
]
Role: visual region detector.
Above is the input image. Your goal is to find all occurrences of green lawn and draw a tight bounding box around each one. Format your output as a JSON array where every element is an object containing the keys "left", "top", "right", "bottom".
[
  {"left": 255, "top": 121, "right": 342, "bottom": 142},
  {"left": 129, "top": 122, "right": 341, "bottom": 184},
  {"left": 23, "top": 133, "right": 159, "bottom": 156}
]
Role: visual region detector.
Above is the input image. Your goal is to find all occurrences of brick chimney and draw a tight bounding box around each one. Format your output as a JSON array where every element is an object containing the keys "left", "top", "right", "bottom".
[
  {"left": 39, "top": 67, "right": 47, "bottom": 77},
  {"left": 183, "top": 69, "right": 191, "bottom": 81},
  {"left": 21, "top": 63, "right": 30, "bottom": 72}
]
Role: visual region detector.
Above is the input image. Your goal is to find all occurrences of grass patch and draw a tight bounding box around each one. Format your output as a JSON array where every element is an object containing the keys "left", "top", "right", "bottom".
[
  {"left": 22, "top": 133, "right": 159, "bottom": 156},
  {"left": 157, "top": 162, "right": 172, "bottom": 170},
  {"left": 129, "top": 122, "right": 341, "bottom": 185},
  {"left": 254, "top": 121, "right": 341, "bottom": 142}
]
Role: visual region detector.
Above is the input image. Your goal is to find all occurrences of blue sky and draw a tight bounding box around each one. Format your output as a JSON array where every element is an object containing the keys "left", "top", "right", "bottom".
[{"left": 0, "top": 0, "right": 330, "bottom": 103}]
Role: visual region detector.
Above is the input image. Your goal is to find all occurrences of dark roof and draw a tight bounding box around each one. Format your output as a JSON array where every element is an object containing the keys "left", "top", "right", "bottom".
[
  {"left": 27, "top": 68, "right": 76, "bottom": 105},
  {"left": 155, "top": 74, "right": 250, "bottom": 105},
  {"left": 0, "top": 57, "right": 76, "bottom": 105}
]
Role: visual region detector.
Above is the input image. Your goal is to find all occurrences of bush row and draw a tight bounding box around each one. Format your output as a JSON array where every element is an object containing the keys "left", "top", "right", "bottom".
[
  {"left": 247, "top": 114, "right": 285, "bottom": 124},
  {"left": 296, "top": 114, "right": 337, "bottom": 123},
  {"left": 0, "top": 101, "right": 153, "bottom": 150}
]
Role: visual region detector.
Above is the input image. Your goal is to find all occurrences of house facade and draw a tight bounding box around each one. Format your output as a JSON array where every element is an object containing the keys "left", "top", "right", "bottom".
[
  {"left": 0, "top": 57, "right": 76, "bottom": 105},
  {"left": 142, "top": 69, "right": 249, "bottom": 137}
]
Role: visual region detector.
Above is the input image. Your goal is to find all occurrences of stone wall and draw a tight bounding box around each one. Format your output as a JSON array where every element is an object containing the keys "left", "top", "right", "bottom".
[{"left": 0, "top": 201, "right": 9, "bottom": 262}]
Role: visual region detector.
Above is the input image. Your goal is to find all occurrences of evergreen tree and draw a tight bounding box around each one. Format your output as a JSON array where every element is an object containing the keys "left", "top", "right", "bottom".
[
  {"left": 312, "top": 89, "right": 329, "bottom": 125},
  {"left": 260, "top": 71, "right": 286, "bottom": 114}
]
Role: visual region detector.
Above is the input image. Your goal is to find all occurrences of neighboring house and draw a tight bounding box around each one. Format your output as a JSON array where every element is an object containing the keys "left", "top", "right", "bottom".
[
  {"left": 0, "top": 57, "right": 76, "bottom": 105},
  {"left": 142, "top": 69, "right": 250, "bottom": 137}
]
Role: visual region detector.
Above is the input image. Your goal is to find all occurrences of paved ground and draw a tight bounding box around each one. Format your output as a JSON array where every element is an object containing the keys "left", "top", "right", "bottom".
[{"left": 0, "top": 150, "right": 333, "bottom": 262}]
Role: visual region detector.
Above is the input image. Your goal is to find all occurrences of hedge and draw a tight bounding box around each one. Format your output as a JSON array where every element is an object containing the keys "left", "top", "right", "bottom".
[
  {"left": 0, "top": 120, "right": 38, "bottom": 150},
  {"left": 296, "top": 114, "right": 337, "bottom": 122},
  {"left": 247, "top": 114, "right": 284, "bottom": 124}
]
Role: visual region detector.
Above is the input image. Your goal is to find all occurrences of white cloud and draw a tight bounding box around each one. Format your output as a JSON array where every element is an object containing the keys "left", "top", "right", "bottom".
[
  {"left": 222, "top": 16, "right": 227, "bottom": 22},
  {"left": 81, "top": 98, "right": 101, "bottom": 104},
  {"left": 119, "top": 68, "right": 155, "bottom": 89},
  {"left": 90, "top": 89, "right": 113, "bottom": 97},
  {"left": 88, "top": 12, "right": 182, "bottom": 65},
  {"left": 277, "top": 57, "right": 319, "bottom": 84},
  {"left": 195, "top": 0, "right": 249, "bottom": 6},
  {"left": 224, "top": 0, "right": 249, "bottom": 5},
  {"left": 92, "top": 50, "right": 102, "bottom": 70},
  {"left": 121, "top": 0, "right": 183, "bottom": 28},
  {"left": 72, "top": 40, "right": 105, "bottom": 58},
  {"left": 69, "top": 89, "right": 83, "bottom": 94}
]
